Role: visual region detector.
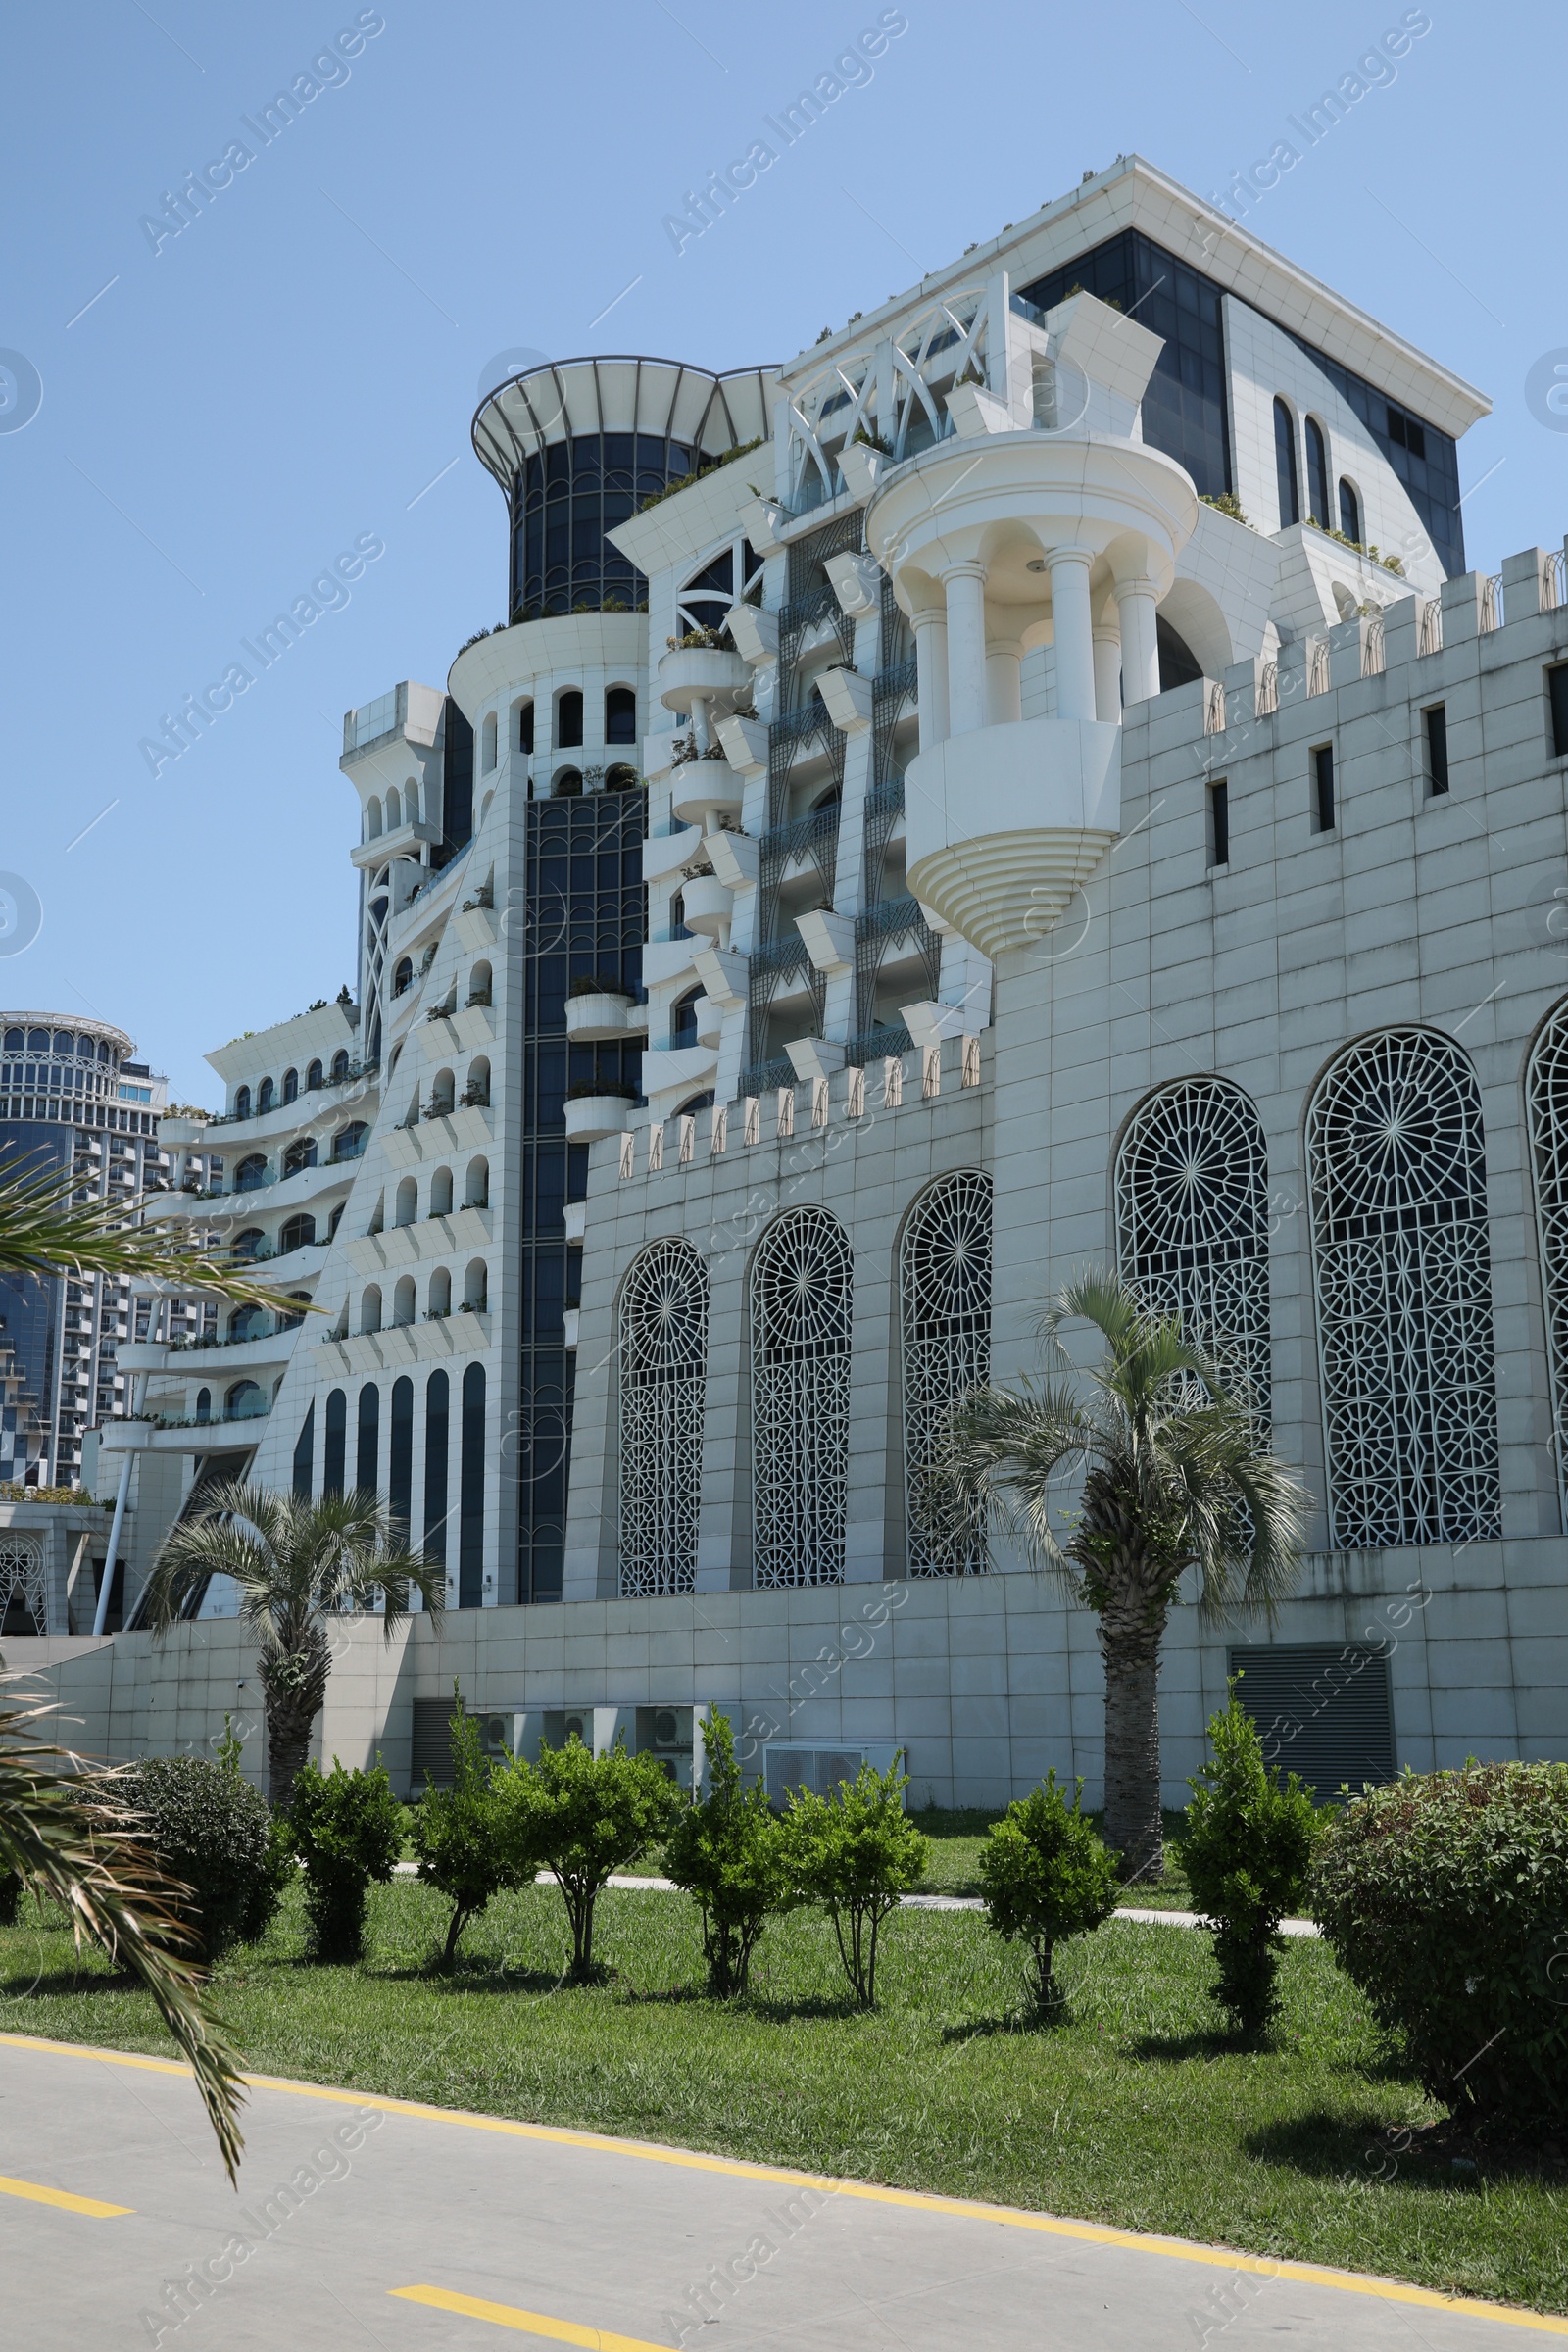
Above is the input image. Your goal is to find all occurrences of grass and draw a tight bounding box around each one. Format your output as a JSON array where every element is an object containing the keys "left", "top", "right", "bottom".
[{"left": 2, "top": 1879, "right": 1563, "bottom": 2315}]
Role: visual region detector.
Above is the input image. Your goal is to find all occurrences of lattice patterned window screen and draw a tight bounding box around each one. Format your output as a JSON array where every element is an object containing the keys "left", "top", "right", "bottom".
[
  {"left": 1307, "top": 1028, "right": 1499, "bottom": 1547},
  {"left": 901, "top": 1173, "right": 993, "bottom": 1574},
  {"left": 751, "top": 1208, "right": 853, "bottom": 1587},
  {"left": 0, "top": 1534, "right": 47, "bottom": 1632},
  {"left": 1527, "top": 1001, "right": 1568, "bottom": 1525},
  {"left": 617, "top": 1240, "right": 708, "bottom": 1596},
  {"left": 1115, "top": 1079, "right": 1272, "bottom": 1427}
]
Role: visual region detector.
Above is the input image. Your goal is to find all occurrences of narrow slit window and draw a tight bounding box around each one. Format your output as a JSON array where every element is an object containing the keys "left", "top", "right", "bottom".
[
  {"left": 1424, "top": 704, "right": 1449, "bottom": 795},
  {"left": 1312, "top": 743, "right": 1336, "bottom": 832},
  {"left": 1208, "top": 778, "right": 1229, "bottom": 868},
  {"left": 1549, "top": 664, "right": 1568, "bottom": 761}
]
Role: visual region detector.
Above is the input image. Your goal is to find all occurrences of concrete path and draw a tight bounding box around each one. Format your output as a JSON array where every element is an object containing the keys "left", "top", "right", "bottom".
[
  {"left": 392, "top": 1864, "right": 1325, "bottom": 1936},
  {"left": 0, "top": 2030, "right": 1550, "bottom": 2350}
]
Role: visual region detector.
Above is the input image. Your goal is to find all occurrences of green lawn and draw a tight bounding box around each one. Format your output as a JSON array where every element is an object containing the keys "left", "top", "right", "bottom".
[{"left": 3, "top": 1878, "right": 1562, "bottom": 2314}]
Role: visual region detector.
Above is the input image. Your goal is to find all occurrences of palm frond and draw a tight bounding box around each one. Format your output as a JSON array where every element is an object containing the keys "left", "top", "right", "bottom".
[
  {"left": 0, "top": 1688, "right": 245, "bottom": 2179},
  {"left": 0, "top": 1154, "right": 313, "bottom": 1312}
]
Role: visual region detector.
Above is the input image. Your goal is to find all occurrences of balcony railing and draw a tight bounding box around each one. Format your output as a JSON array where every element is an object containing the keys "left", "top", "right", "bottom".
[{"left": 750, "top": 932, "right": 813, "bottom": 979}]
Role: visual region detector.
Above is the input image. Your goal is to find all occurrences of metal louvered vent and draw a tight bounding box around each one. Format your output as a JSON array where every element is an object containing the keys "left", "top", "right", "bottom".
[
  {"left": 410, "top": 1697, "right": 464, "bottom": 1789},
  {"left": 1228, "top": 1642, "right": 1396, "bottom": 1798}
]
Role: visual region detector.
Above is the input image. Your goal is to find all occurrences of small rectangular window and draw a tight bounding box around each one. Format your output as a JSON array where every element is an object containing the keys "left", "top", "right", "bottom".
[
  {"left": 1207, "top": 778, "right": 1229, "bottom": 868},
  {"left": 1312, "top": 743, "right": 1336, "bottom": 832},
  {"left": 1424, "top": 704, "right": 1449, "bottom": 794},
  {"left": 1549, "top": 664, "right": 1568, "bottom": 761}
]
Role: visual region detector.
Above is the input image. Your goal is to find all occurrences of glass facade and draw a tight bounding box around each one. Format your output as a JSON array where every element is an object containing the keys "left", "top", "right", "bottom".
[
  {"left": 510, "top": 432, "right": 701, "bottom": 622},
  {"left": 514, "top": 791, "right": 645, "bottom": 1601},
  {"left": 1015, "top": 231, "right": 1232, "bottom": 498}
]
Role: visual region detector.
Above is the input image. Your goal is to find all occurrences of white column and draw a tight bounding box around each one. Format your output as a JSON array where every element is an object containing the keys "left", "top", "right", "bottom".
[
  {"left": 910, "top": 607, "right": 950, "bottom": 750},
  {"left": 1115, "top": 575, "right": 1161, "bottom": 707},
  {"left": 1093, "top": 623, "right": 1122, "bottom": 723},
  {"left": 941, "top": 563, "right": 989, "bottom": 738},
  {"left": 985, "top": 638, "right": 1023, "bottom": 727},
  {"left": 1045, "top": 546, "right": 1096, "bottom": 723},
  {"left": 689, "top": 692, "right": 712, "bottom": 754}
]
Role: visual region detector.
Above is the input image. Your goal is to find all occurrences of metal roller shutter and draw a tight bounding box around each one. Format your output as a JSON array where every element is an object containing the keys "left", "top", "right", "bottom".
[{"left": 1228, "top": 1642, "right": 1396, "bottom": 1798}]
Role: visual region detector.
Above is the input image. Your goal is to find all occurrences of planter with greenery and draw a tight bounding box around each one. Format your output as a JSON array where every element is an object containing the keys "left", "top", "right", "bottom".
[
  {"left": 976, "top": 1771, "right": 1118, "bottom": 2016},
  {"left": 944, "top": 1271, "right": 1307, "bottom": 1885},
  {"left": 1178, "top": 1683, "right": 1318, "bottom": 2040}
]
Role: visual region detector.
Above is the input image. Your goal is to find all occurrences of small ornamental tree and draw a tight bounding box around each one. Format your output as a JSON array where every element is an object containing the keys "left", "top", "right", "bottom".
[
  {"left": 495, "top": 1735, "right": 680, "bottom": 1983},
  {"left": 0, "top": 1867, "right": 22, "bottom": 1926},
  {"left": 119, "top": 1749, "right": 288, "bottom": 1962},
  {"left": 782, "top": 1755, "right": 930, "bottom": 2008},
  {"left": 288, "top": 1758, "right": 404, "bottom": 1963},
  {"left": 1313, "top": 1760, "right": 1568, "bottom": 2139},
  {"left": 663, "top": 1710, "right": 792, "bottom": 1996},
  {"left": 977, "top": 1771, "right": 1118, "bottom": 2015},
  {"left": 1178, "top": 1681, "right": 1318, "bottom": 2040},
  {"left": 409, "top": 1687, "right": 519, "bottom": 1966}
]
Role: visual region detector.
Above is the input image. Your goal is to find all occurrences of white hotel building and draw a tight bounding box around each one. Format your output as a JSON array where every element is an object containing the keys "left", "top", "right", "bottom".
[{"left": 40, "top": 157, "right": 1568, "bottom": 1803}]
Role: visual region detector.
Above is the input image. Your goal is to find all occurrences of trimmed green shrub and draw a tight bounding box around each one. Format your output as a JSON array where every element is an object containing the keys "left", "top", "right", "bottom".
[
  {"left": 663, "top": 1710, "right": 792, "bottom": 1995},
  {"left": 118, "top": 1751, "right": 286, "bottom": 1962},
  {"left": 0, "top": 1869, "right": 23, "bottom": 1927},
  {"left": 977, "top": 1771, "right": 1118, "bottom": 2015},
  {"left": 782, "top": 1755, "right": 930, "bottom": 2008},
  {"left": 409, "top": 1687, "right": 519, "bottom": 1966},
  {"left": 1179, "top": 1684, "right": 1318, "bottom": 2040},
  {"left": 495, "top": 1735, "right": 680, "bottom": 1982},
  {"left": 287, "top": 1757, "right": 403, "bottom": 1963},
  {"left": 1314, "top": 1760, "right": 1568, "bottom": 2139}
]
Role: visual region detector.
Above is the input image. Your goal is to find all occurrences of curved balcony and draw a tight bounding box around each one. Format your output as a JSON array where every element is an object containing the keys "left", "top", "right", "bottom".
[
  {"left": 657, "top": 645, "right": 753, "bottom": 713},
  {"left": 564, "top": 1090, "right": 638, "bottom": 1143},
  {"left": 679, "top": 873, "right": 734, "bottom": 944},
  {"left": 565, "top": 990, "right": 646, "bottom": 1043},
  {"left": 671, "top": 757, "right": 746, "bottom": 828}
]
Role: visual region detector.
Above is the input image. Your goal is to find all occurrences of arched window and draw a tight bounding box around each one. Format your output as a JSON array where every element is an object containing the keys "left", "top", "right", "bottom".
[
  {"left": 283, "top": 1136, "right": 317, "bottom": 1176},
  {"left": 277, "top": 1213, "right": 315, "bottom": 1254},
  {"left": 670, "top": 989, "right": 702, "bottom": 1050},
  {"left": 1307, "top": 1028, "right": 1499, "bottom": 1546},
  {"left": 465, "top": 1155, "right": 489, "bottom": 1208},
  {"left": 257, "top": 1077, "right": 275, "bottom": 1115},
  {"left": 1304, "top": 416, "right": 1330, "bottom": 528},
  {"left": 282, "top": 1068, "right": 298, "bottom": 1104},
  {"left": 901, "top": 1173, "right": 993, "bottom": 1575},
  {"left": 481, "top": 712, "right": 498, "bottom": 773},
  {"left": 234, "top": 1086, "right": 252, "bottom": 1121},
  {"left": 195, "top": 1387, "right": 212, "bottom": 1424},
  {"left": 427, "top": 1267, "right": 452, "bottom": 1317},
  {"left": 462, "top": 1057, "right": 490, "bottom": 1108},
  {"left": 467, "top": 960, "right": 492, "bottom": 1006},
  {"left": 429, "top": 1165, "right": 454, "bottom": 1218},
  {"left": 554, "top": 767, "right": 583, "bottom": 799},
  {"left": 515, "top": 699, "right": 534, "bottom": 755},
  {"left": 395, "top": 1176, "right": 418, "bottom": 1227},
  {"left": 367, "top": 797, "right": 382, "bottom": 839},
  {"left": 235, "top": 1153, "right": 268, "bottom": 1192},
  {"left": 361, "top": 1286, "right": 383, "bottom": 1334},
  {"left": 1338, "top": 477, "right": 1361, "bottom": 544},
  {"left": 428, "top": 1068, "right": 456, "bottom": 1116},
  {"left": 225, "top": 1379, "right": 266, "bottom": 1421},
  {"left": 1273, "top": 397, "right": 1299, "bottom": 530},
  {"left": 386, "top": 786, "right": 402, "bottom": 829},
  {"left": 228, "top": 1304, "right": 266, "bottom": 1342},
  {"left": 605, "top": 685, "right": 636, "bottom": 743},
  {"left": 670, "top": 890, "right": 690, "bottom": 941},
  {"left": 618, "top": 1240, "right": 708, "bottom": 1597},
  {"left": 606, "top": 764, "right": 639, "bottom": 792},
  {"left": 556, "top": 688, "right": 583, "bottom": 749},
  {"left": 750, "top": 1208, "right": 853, "bottom": 1587},
  {"left": 306, "top": 1059, "right": 323, "bottom": 1091},
  {"left": 393, "top": 956, "right": 414, "bottom": 997},
  {"left": 331, "top": 1121, "right": 368, "bottom": 1161},
  {"left": 232, "top": 1227, "right": 266, "bottom": 1263},
  {"left": 393, "top": 1275, "right": 416, "bottom": 1326},
  {"left": 330, "top": 1049, "right": 350, "bottom": 1082},
  {"left": 1527, "top": 1002, "right": 1568, "bottom": 1524},
  {"left": 1115, "top": 1079, "right": 1272, "bottom": 1425},
  {"left": 463, "top": 1259, "right": 488, "bottom": 1312}
]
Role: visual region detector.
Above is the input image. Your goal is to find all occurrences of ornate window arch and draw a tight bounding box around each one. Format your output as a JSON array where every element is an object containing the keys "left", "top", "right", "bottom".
[
  {"left": 1115, "top": 1077, "right": 1272, "bottom": 1425},
  {"left": 1527, "top": 1000, "right": 1568, "bottom": 1522},
  {"left": 1307, "top": 1026, "right": 1499, "bottom": 1547},
  {"left": 0, "top": 1533, "right": 46, "bottom": 1633},
  {"left": 901, "top": 1172, "right": 993, "bottom": 1574},
  {"left": 618, "top": 1240, "right": 709, "bottom": 1597},
  {"left": 751, "top": 1208, "right": 853, "bottom": 1587}
]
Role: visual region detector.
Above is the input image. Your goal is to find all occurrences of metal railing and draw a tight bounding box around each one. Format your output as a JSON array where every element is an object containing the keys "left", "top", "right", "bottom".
[
  {"left": 1363, "top": 615, "right": 1386, "bottom": 676},
  {"left": 856, "top": 893, "right": 927, "bottom": 944},
  {"left": 760, "top": 804, "right": 841, "bottom": 865},
  {"left": 1418, "top": 599, "right": 1443, "bottom": 656},
  {"left": 739, "top": 1056, "right": 798, "bottom": 1095},
  {"left": 1544, "top": 550, "right": 1568, "bottom": 612},
  {"left": 749, "top": 932, "right": 812, "bottom": 978},
  {"left": 1480, "top": 572, "right": 1503, "bottom": 633},
  {"left": 863, "top": 774, "right": 906, "bottom": 821},
  {"left": 846, "top": 1021, "right": 912, "bottom": 1064},
  {"left": 1255, "top": 662, "right": 1279, "bottom": 717}
]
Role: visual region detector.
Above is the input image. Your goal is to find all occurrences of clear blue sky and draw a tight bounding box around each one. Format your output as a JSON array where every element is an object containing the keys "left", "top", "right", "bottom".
[{"left": 3, "top": 1, "right": 1563, "bottom": 1105}]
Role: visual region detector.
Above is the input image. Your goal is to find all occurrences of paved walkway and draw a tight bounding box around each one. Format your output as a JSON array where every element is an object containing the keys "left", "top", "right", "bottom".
[
  {"left": 0, "top": 2031, "right": 1550, "bottom": 2350},
  {"left": 393, "top": 1865, "right": 1324, "bottom": 1936}
]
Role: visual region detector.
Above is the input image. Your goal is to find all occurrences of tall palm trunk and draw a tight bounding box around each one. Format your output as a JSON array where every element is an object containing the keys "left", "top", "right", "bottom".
[
  {"left": 260, "top": 1628, "right": 330, "bottom": 1806},
  {"left": 1099, "top": 1599, "right": 1166, "bottom": 1885}
]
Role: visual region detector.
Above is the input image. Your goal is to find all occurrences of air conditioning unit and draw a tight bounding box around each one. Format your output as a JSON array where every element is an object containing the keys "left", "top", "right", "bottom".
[
  {"left": 635, "top": 1703, "right": 697, "bottom": 1789},
  {"left": 761, "top": 1740, "right": 902, "bottom": 1808}
]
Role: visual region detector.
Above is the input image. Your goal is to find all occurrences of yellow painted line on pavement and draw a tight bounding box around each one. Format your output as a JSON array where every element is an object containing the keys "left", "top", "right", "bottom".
[
  {"left": 392, "top": 2283, "right": 674, "bottom": 2347},
  {"left": 0, "top": 2171, "right": 131, "bottom": 2217},
  {"left": 4, "top": 2032, "right": 1566, "bottom": 2335}
]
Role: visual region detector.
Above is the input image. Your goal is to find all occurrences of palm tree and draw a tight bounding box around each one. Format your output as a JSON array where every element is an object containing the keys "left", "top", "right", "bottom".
[
  {"left": 142, "top": 1485, "right": 445, "bottom": 1803},
  {"left": 944, "top": 1270, "right": 1307, "bottom": 1885},
  {"left": 0, "top": 1682, "right": 247, "bottom": 2180},
  {"left": 0, "top": 1150, "right": 306, "bottom": 2179}
]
